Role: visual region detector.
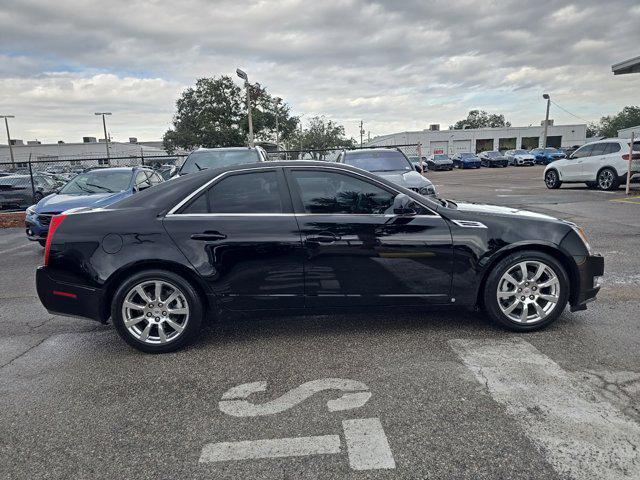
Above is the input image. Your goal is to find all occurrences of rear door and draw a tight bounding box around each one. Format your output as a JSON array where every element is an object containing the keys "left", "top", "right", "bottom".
[
  {"left": 163, "top": 167, "right": 305, "bottom": 310},
  {"left": 285, "top": 167, "right": 453, "bottom": 308}
]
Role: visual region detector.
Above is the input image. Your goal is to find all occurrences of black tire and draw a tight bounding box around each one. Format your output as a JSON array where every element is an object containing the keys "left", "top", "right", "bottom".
[
  {"left": 544, "top": 169, "right": 562, "bottom": 189},
  {"left": 38, "top": 240, "right": 46, "bottom": 247},
  {"left": 111, "top": 269, "right": 203, "bottom": 353},
  {"left": 585, "top": 181, "right": 597, "bottom": 189},
  {"left": 597, "top": 168, "right": 619, "bottom": 191},
  {"left": 483, "top": 250, "right": 570, "bottom": 332},
  {"left": 33, "top": 192, "right": 43, "bottom": 203}
]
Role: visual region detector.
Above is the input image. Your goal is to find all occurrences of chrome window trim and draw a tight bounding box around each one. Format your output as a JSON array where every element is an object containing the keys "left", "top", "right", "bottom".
[{"left": 166, "top": 164, "right": 441, "bottom": 218}]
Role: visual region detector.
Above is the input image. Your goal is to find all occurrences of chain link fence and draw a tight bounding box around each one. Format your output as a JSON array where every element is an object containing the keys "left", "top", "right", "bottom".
[
  {"left": 0, "top": 153, "right": 186, "bottom": 211},
  {"left": 266, "top": 144, "right": 423, "bottom": 162}
]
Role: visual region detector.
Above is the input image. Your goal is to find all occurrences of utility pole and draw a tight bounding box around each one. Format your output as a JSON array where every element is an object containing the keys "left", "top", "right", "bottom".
[
  {"left": 359, "top": 120, "right": 364, "bottom": 147},
  {"left": 236, "top": 69, "right": 254, "bottom": 147},
  {"left": 0, "top": 115, "right": 16, "bottom": 168},
  {"left": 94, "top": 112, "right": 112, "bottom": 162},
  {"left": 274, "top": 97, "right": 281, "bottom": 151},
  {"left": 542, "top": 93, "right": 551, "bottom": 148}
]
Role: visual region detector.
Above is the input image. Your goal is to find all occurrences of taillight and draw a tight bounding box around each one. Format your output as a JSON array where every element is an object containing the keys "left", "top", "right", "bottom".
[
  {"left": 44, "top": 214, "right": 66, "bottom": 266},
  {"left": 622, "top": 153, "right": 640, "bottom": 160}
]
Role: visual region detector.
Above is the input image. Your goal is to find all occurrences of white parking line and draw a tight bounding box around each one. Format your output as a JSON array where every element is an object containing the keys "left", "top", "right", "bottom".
[
  {"left": 199, "top": 435, "right": 341, "bottom": 462},
  {"left": 450, "top": 338, "right": 640, "bottom": 480},
  {"left": 0, "top": 243, "right": 31, "bottom": 255},
  {"left": 342, "top": 418, "right": 395, "bottom": 470}
]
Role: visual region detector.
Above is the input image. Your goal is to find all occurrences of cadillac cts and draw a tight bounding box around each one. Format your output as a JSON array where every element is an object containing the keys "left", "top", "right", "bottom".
[{"left": 37, "top": 162, "right": 604, "bottom": 353}]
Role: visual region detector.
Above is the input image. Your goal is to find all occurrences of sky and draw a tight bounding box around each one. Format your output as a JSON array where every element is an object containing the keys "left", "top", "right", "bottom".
[{"left": 0, "top": 0, "right": 639, "bottom": 143}]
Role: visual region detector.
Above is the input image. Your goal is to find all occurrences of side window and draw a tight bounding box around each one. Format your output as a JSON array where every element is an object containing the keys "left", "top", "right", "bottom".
[
  {"left": 602, "top": 143, "right": 621, "bottom": 155},
  {"left": 148, "top": 172, "right": 163, "bottom": 185},
  {"left": 181, "top": 170, "right": 282, "bottom": 214},
  {"left": 135, "top": 171, "right": 151, "bottom": 190},
  {"left": 589, "top": 143, "right": 607, "bottom": 157},
  {"left": 572, "top": 144, "right": 594, "bottom": 159},
  {"left": 290, "top": 170, "right": 395, "bottom": 215}
]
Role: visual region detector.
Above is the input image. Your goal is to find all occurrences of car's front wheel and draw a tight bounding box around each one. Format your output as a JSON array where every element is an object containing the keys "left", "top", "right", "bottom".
[
  {"left": 544, "top": 169, "right": 562, "bottom": 189},
  {"left": 597, "top": 168, "right": 619, "bottom": 191},
  {"left": 483, "top": 250, "right": 569, "bottom": 331},
  {"left": 111, "top": 269, "right": 203, "bottom": 353}
]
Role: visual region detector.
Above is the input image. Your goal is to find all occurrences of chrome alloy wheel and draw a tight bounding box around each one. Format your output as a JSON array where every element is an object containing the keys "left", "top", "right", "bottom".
[
  {"left": 496, "top": 261, "right": 560, "bottom": 324},
  {"left": 122, "top": 280, "right": 189, "bottom": 345},
  {"left": 598, "top": 169, "right": 614, "bottom": 189},
  {"left": 545, "top": 170, "right": 557, "bottom": 187}
]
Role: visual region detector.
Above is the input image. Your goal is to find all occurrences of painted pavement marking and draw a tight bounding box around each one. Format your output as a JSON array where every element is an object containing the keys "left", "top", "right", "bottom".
[{"left": 450, "top": 338, "right": 640, "bottom": 480}]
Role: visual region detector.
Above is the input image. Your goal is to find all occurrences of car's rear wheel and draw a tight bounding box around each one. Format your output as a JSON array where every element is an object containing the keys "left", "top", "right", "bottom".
[
  {"left": 597, "top": 168, "right": 619, "bottom": 191},
  {"left": 544, "top": 169, "right": 562, "bottom": 189},
  {"left": 111, "top": 269, "right": 203, "bottom": 353},
  {"left": 38, "top": 240, "right": 46, "bottom": 247},
  {"left": 483, "top": 250, "right": 569, "bottom": 331}
]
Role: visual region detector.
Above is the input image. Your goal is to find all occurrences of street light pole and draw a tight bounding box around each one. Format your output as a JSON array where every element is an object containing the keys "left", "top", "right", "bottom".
[
  {"left": 236, "top": 69, "right": 254, "bottom": 147},
  {"left": 542, "top": 94, "right": 551, "bottom": 148},
  {"left": 360, "top": 120, "right": 364, "bottom": 147},
  {"left": 274, "top": 97, "right": 281, "bottom": 151},
  {"left": 0, "top": 115, "right": 16, "bottom": 168},
  {"left": 94, "top": 112, "right": 112, "bottom": 162}
]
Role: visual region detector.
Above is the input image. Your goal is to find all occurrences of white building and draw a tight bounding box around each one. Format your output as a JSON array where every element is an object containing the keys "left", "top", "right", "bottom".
[
  {"left": 0, "top": 137, "right": 179, "bottom": 168},
  {"left": 618, "top": 125, "right": 640, "bottom": 139},
  {"left": 364, "top": 124, "right": 587, "bottom": 155}
]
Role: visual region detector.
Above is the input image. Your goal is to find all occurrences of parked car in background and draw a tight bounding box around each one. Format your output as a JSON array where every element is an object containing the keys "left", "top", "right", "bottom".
[
  {"left": 504, "top": 149, "right": 535, "bottom": 166},
  {"left": 0, "top": 173, "right": 58, "bottom": 209},
  {"left": 36, "top": 161, "right": 604, "bottom": 352},
  {"left": 157, "top": 164, "right": 178, "bottom": 180},
  {"left": 426, "top": 154, "right": 454, "bottom": 171},
  {"left": 177, "top": 146, "right": 267, "bottom": 176},
  {"left": 407, "top": 155, "right": 429, "bottom": 173},
  {"left": 25, "top": 167, "right": 163, "bottom": 245},
  {"left": 337, "top": 148, "right": 436, "bottom": 196},
  {"left": 558, "top": 146, "right": 581, "bottom": 158},
  {"left": 452, "top": 152, "right": 481, "bottom": 169},
  {"left": 530, "top": 147, "right": 566, "bottom": 165},
  {"left": 544, "top": 138, "right": 640, "bottom": 191},
  {"left": 478, "top": 151, "right": 509, "bottom": 168}
]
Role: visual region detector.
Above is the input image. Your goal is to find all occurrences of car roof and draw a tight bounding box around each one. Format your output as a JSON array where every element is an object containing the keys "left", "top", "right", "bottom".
[{"left": 191, "top": 147, "right": 259, "bottom": 153}]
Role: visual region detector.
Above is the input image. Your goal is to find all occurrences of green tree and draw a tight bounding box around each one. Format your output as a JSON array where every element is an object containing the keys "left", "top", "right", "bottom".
[
  {"left": 163, "top": 76, "right": 297, "bottom": 153},
  {"left": 291, "top": 116, "right": 355, "bottom": 158},
  {"left": 591, "top": 106, "right": 640, "bottom": 138},
  {"left": 450, "top": 110, "right": 511, "bottom": 130}
]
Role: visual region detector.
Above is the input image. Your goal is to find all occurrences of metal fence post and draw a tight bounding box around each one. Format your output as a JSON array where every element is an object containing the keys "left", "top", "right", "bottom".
[
  {"left": 27, "top": 153, "right": 36, "bottom": 203},
  {"left": 626, "top": 132, "right": 634, "bottom": 195},
  {"left": 417, "top": 143, "right": 424, "bottom": 174}
]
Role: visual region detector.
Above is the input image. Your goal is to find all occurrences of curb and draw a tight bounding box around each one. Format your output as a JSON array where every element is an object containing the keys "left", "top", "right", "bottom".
[{"left": 0, "top": 211, "right": 25, "bottom": 229}]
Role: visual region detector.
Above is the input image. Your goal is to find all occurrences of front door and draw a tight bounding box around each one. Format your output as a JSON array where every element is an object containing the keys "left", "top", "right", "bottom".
[
  {"left": 163, "top": 168, "right": 305, "bottom": 311},
  {"left": 285, "top": 168, "right": 453, "bottom": 308},
  {"left": 562, "top": 144, "right": 592, "bottom": 180}
]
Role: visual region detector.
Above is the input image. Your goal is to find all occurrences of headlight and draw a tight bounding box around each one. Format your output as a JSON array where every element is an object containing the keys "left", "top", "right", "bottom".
[
  {"left": 420, "top": 186, "right": 436, "bottom": 195},
  {"left": 571, "top": 224, "right": 592, "bottom": 254},
  {"left": 26, "top": 206, "right": 35, "bottom": 215}
]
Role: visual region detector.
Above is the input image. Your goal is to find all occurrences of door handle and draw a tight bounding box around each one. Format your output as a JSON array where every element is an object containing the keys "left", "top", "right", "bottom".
[
  {"left": 306, "top": 232, "right": 339, "bottom": 244},
  {"left": 190, "top": 231, "right": 227, "bottom": 241}
]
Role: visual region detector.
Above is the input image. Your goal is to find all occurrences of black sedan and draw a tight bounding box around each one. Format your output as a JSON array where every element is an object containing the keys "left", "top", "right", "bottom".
[
  {"left": 478, "top": 151, "right": 509, "bottom": 167},
  {"left": 37, "top": 161, "right": 604, "bottom": 353}
]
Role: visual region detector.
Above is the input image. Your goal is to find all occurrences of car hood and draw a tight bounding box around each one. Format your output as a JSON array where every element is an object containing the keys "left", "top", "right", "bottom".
[
  {"left": 374, "top": 170, "right": 433, "bottom": 188},
  {"left": 34, "top": 191, "right": 130, "bottom": 213},
  {"left": 453, "top": 201, "right": 559, "bottom": 221},
  {"left": 513, "top": 154, "right": 535, "bottom": 160},
  {"left": 485, "top": 156, "right": 507, "bottom": 161},
  {"left": 459, "top": 157, "right": 480, "bottom": 162},
  {"left": 432, "top": 158, "right": 453, "bottom": 164}
]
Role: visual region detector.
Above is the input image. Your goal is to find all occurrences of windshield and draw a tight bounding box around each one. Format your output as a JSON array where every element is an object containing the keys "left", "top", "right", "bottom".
[
  {"left": 434, "top": 154, "right": 449, "bottom": 160},
  {"left": 343, "top": 150, "right": 411, "bottom": 172},
  {"left": 460, "top": 153, "right": 476, "bottom": 158},
  {"left": 485, "top": 151, "right": 501, "bottom": 158},
  {"left": 543, "top": 148, "right": 557, "bottom": 153},
  {"left": 513, "top": 150, "right": 528, "bottom": 154},
  {"left": 60, "top": 170, "right": 132, "bottom": 194},
  {"left": 180, "top": 149, "right": 260, "bottom": 174}
]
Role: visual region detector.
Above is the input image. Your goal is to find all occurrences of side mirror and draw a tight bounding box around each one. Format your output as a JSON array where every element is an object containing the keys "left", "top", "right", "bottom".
[{"left": 393, "top": 193, "right": 418, "bottom": 216}]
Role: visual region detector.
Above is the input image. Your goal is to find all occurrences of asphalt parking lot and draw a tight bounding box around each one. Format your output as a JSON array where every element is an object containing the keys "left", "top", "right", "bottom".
[{"left": 1, "top": 165, "right": 639, "bottom": 479}]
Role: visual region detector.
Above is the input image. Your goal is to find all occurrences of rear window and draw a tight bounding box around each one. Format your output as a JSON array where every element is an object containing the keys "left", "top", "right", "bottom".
[
  {"left": 343, "top": 150, "right": 411, "bottom": 172},
  {"left": 434, "top": 154, "right": 449, "bottom": 160}
]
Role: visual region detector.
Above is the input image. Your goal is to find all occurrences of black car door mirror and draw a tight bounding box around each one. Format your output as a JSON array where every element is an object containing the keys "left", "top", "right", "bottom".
[{"left": 393, "top": 193, "right": 417, "bottom": 216}]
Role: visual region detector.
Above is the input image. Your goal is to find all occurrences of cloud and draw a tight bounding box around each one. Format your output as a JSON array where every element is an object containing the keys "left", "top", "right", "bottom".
[{"left": 0, "top": 0, "right": 639, "bottom": 142}]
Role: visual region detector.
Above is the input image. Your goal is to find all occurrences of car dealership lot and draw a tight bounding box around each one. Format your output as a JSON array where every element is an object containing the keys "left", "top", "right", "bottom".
[{"left": 1, "top": 166, "right": 639, "bottom": 479}]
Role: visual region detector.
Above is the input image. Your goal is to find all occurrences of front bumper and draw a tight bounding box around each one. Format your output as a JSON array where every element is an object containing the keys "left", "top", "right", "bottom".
[
  {"left": 25, "top": 214, "right": 49, "bottom": 242},
  {"left": 462, "top": 162, "right": 481, "bottom": 169},
  {"left": 36, "top": 267, "right": 106, "bottom": 322},
  {"left": 570, "top": 254, "right": 604, "bottom": 312}
]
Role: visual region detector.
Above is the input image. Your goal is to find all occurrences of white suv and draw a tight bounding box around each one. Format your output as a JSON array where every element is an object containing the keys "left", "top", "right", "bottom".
[{"left": 544, "top": 138, "right": 640, "bottom": 190}]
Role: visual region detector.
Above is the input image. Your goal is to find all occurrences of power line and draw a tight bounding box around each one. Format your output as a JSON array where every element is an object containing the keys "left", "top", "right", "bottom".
[{"left": 549, "top": 100, "right": 592, "bottom": 123}]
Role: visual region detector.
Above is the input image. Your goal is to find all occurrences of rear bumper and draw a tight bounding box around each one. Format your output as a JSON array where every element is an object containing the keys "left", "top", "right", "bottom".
[
  {"left": 36, "top": 267, "right": 106, "bottom": 322},
  {"left": 570, "top": 254, "right": 604, "bottom": 312}
]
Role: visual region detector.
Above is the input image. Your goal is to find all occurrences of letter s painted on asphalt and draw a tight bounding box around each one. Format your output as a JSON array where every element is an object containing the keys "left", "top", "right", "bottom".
[{"left": 219, "top": 378, "right": 372, "bottom": 417}]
